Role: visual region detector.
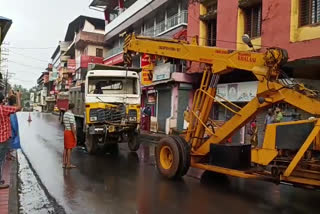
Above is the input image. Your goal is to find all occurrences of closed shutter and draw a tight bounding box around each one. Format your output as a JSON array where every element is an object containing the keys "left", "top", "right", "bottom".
[
  {"left": 177, "top": 89, "right": 190, "bottom": 131},
  {"left": 157, "top": 90, "right": 171, "bottom": 132}
]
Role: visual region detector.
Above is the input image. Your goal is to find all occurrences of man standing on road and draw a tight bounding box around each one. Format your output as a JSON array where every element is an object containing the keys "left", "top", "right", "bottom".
[
  {"left": 264, "top": 108, "right": 274, "bottom": 130},
  {"left": 0, "top": 91, "right": 22, "bottom": 189},
  {"left": 274, "top": 107, "right": 283, "bottom": 123},
  {"left": 63, "top": 103, "right": 77, "bottom": 169}
]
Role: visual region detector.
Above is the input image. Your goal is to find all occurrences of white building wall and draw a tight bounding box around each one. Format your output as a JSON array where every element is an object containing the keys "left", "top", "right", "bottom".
[
  {"left": 83, "top": 20, "right": 105, "bottom": 34},
  {"left": 86, "top": 45, "right": 107, "bottom": 57}
]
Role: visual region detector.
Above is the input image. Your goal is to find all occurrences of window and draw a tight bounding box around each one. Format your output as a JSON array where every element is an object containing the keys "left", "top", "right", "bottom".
[
  {"left": 207, "top": 20, "right": 217, "bottom": 46},
  {"left": 300, "top": 0, "right": 320, "bottom": 26},
  {"left": 96, "top": 48, "right": 103, "bottom": 57},
  {"left": 244, "top": 4, "right": 262, "bottom": 38},
  {"left": 88, "top": 77, "right": 138, "bottom": 95}
]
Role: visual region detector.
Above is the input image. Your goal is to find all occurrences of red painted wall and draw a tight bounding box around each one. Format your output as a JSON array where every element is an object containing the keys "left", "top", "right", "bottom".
[
  {"left": 187, "top": 3, "right": 201, "bottom": 73},
  {"left": 81, "top": 55, "right": 104, "bottom": 68},
  {"left": 262, "top": 0, "right": 320, "bottom": 61},
  {"left": 187, "top": 3, "right": 200, "bottom": 42},
  {"left": 216, "top": 0, "right": 238, "bottom": 50}
]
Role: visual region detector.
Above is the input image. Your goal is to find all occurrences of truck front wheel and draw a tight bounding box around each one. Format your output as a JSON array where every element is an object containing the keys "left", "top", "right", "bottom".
[
  {"left": 128, "top": 133, "right": 140, "bottom": 152},
  {"left": 86, "top": 134, "right": 98, "bottom": 155}
]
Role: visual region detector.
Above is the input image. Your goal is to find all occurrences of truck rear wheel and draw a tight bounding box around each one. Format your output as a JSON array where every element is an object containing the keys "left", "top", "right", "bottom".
[
  {"left": 155, "top": 136, "right": 190, "bottom": 179},
  {"left": 86, "top": 134, "right": 97, "bottom": 155},
  {"left": 128, "top": 133, "right": 140, "bottom": 152}
]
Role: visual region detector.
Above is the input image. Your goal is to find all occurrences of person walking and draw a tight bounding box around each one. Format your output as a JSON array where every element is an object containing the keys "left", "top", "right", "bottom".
[
  {"left": 6, "top": 91, "right": 21, "bottom": 160},
  {"left": 250, "top": 119, "right": 258, "bottom": 148},
  {"left": 274, "top": 107, "right": 283, "bottom": 123},
  {"left": 63, "top": 103, "right": 77, "bottom": 169},
  {"left": 264, "top": 108, "right": 274, "bottom": 130},
  {"left": 0, "top": 91, "right": 22, "bottom": 189}
]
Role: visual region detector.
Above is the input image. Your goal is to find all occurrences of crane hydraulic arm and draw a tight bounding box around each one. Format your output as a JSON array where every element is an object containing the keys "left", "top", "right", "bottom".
[
  {"left": 124, "top": 34, "right": 287, "bottom": 79},
  {"left": 124, "top": 34, "right": 320, "bottom": 188}
]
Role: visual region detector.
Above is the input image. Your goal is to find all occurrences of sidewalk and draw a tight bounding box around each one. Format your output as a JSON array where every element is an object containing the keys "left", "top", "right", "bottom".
[{"left": 0, "top": 152, "right": 18, "bottom": 214}]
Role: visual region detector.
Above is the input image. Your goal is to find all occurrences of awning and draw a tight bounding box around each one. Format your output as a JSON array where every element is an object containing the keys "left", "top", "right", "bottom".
[
  {"left": 0, "top": 16, "right": 12, "bottom": 44},
  {"left": 89, "top": 0, "right": 116, "bottom": 10},
  {"left": 143, "top": 79, "right": 175, "bottom": 87}
]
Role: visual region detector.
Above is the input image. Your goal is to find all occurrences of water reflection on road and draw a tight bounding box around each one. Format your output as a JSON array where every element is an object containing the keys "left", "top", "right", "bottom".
[{"left": 18, "top": 112, "right": 320, "bottom": 214}]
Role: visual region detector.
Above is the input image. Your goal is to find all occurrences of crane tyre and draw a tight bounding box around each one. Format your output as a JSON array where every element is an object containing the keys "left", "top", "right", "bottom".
[
  {"left": 155, "top": 137, "right": 184, "bottom": 179},
  {"left": 171, "top": 136, "right": 191, "bottom": 178}
]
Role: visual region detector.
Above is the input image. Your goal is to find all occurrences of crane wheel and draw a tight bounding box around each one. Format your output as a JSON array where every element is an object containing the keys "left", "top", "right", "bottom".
[
  {"left": 155, "top": 136, "right": 190, "bottom": 179},
  {"left": 171, "top": 136, "right": 191, "bottom": 178}
]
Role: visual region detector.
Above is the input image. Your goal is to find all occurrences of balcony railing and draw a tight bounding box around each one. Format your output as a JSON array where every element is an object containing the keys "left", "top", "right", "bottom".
[
  {"left": 143, "top": 10, "right": 188, "bottom": 37},
  {"left": 105, "top": 47, "right": 123, "bottom": 59}
]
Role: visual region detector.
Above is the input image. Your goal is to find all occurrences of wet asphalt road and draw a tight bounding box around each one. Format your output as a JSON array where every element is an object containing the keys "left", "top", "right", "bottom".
[{"left": 17, "top": 112, "right": 320, "bottom": 214}]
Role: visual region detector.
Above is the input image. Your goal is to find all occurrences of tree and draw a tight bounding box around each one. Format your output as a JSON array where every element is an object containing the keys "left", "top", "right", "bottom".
[{"left": 12, "top": 84, "right": 31, "bottom": 107}]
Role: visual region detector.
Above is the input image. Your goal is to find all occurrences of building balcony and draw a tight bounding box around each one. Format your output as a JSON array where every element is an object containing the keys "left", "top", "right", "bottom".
[
  {"left": 105, "top": 47, "right": 123, "bottom": 60},
  {"left": 75, "top": 31, "right": 105, "bottom": 49},
  {"left": 142, "top": 10, "right": 188, "bottom": 37},
  {"left": 76, "top": 55, "right": 104, "bottom": 70},
  {"left": 61, "top": 55, "right": 70, "bottom": 63}
]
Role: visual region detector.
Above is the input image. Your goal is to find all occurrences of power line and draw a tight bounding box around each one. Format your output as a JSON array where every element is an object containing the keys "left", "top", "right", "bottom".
[
  {"left": 8, "top": 60, "right": 45, "bottom": 70},
  {"left": 9, "top": 46, "right": 56, "bottom": 50},
  {"left": 11, "top": 78, "right": 35, "bottom": 83},
  {"left": 9, "top": 50, "right": 49, "bottom": 63}
]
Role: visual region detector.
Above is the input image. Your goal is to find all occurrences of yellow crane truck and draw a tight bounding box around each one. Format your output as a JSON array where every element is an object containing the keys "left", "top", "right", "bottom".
[
  {"left": 123, "top": 34, "right": 320, "bottom": 188},
  {"left": 69, "top": 64, "right": 141, "bottom": 154}
]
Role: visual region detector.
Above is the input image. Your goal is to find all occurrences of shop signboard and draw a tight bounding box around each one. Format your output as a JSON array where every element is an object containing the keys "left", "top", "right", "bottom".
[
  {"left": 104, "top": 53, "right": 123, "bottom": 65},
  {"left": 141, "top": 54, "right": 155, "bottom": 86},
  {"left": 153, "top": 63, "right": 171, "bottom": 81},
  {"left": 67, "top": 59, "right": 76, "bottom": 74},
  {"left": 217, "top": 81, "right": 258, "bottom": 102},
  {"left": 147, "top": 94, "right": 156, "bottom": 103},
  {"left": 49, "top": 70, "right": 59, "bottom": 81}
]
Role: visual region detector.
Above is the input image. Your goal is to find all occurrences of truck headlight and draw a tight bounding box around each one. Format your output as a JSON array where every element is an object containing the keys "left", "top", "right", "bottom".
[
  {"left": 90, "top": 116, "right": 98, "bottom": 122},
  {"left": 129, "top": 116, "right": 137, "bottom": 122}
]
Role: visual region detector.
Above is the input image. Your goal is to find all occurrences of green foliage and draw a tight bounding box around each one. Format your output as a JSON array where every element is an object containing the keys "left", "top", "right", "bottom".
[{"left": 12, "top": 84, "right": 32, "bottom": 107}]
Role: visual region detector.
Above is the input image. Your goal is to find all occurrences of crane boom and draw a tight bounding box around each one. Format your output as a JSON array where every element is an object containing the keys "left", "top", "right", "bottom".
[
  {"left": 124, "top": 34, "right": 287, "bottom": 78},
  {"left": 123, "top": 33, "right": 320, "bottom": 188}
]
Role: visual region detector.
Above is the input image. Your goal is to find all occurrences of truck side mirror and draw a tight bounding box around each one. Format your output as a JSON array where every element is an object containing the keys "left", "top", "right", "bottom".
[{"left": 80, "top": 83, "right": 85, "bottom": 93}]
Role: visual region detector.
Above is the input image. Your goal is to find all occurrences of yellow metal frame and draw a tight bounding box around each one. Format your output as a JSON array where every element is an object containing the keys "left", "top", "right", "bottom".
[{"left": 124, "top": 34, "right": 320, "bottom": 187}]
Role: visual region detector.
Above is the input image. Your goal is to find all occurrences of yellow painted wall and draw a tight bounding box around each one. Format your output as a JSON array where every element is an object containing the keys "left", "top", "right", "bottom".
[
  {"left": 290, "top": 0, "right": 320, "bottom": 42},
  {"left": 199, "top": 4, "right": 208, "bottom": 46},
  {"left": 236, "top": 9, "right": 261, "bottom": 51}
]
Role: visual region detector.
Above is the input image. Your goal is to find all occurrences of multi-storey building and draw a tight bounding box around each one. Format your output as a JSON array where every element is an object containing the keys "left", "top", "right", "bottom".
[
  {"left": 189, "top": 0, "right": 320, "bottom": 144},
  {"left": 63, "top": 16, "right": 106, "bottom": 86},
  {"left": 48, "top": 16, "right": 106, "bottom": 111},
  {"left": 90, "top": 0, "right": 194, "bottom": 133},
  {"left": 36, "top": 70, "right": 49, "bottom": 112}
]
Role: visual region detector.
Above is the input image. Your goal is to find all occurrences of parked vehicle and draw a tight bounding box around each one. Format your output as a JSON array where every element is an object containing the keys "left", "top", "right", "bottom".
[{"left": 69, "top": 64, "right": 141, "bottom": 154}]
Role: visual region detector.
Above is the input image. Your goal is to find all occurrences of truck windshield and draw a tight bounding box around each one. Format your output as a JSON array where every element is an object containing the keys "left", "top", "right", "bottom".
[{"left": 88, "top": 77, "right": 138, "bottom": 95}]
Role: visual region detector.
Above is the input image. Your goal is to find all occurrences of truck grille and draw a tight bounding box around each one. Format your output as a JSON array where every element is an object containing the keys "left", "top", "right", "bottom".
[
  {"left": 105, "top": 104, "right": 126, "bottom": 123},
  {"left": 90, "top": 109, "right": 105, "bottom": 122}
]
